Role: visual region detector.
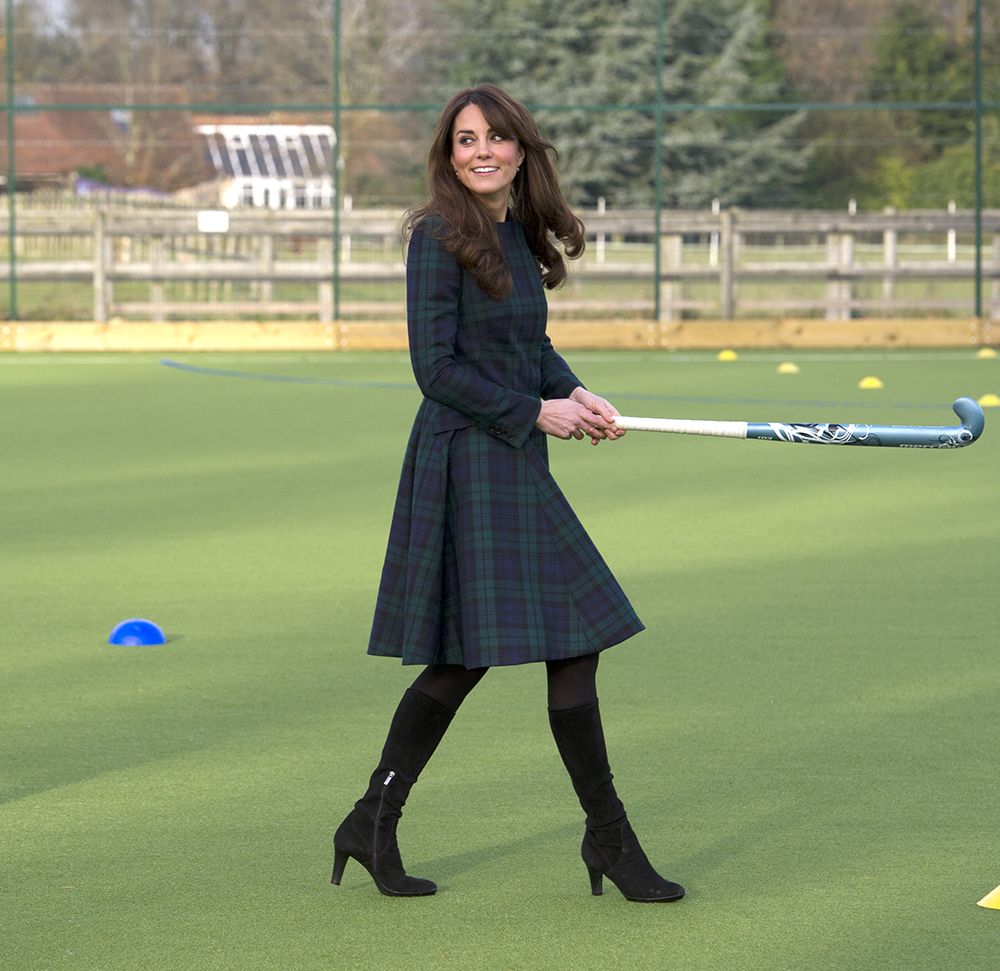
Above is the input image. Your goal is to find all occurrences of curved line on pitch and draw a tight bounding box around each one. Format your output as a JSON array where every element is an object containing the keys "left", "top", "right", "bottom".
[
  {"left": 159, "top": 358, "right": 952, "bottom": 410},
  {"left": 160, "top": 357, "right": 417, "bottom": 390}
]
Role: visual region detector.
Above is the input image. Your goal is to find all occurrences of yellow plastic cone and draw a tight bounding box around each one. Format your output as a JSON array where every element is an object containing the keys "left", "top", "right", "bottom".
[
  {"left": 976, "top": 347, "right": 997, "bottom": 359},
  {"left": 777, "top": 362, "right": 800, "bottom": 374},
  {"left": 978, "top": 393, "right": 1000, "bottom": 407},
  {"left": 858, "top": 376, "right": 884, "bottom": 389},
  {"left": 717, "top": 349, "right": 738, "bottom": 361},
  {"left": 977, "top": 885, "right": 1000, "bottom": 909}
]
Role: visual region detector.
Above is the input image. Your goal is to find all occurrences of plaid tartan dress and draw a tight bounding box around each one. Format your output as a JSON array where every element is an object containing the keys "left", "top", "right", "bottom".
[{"left": 367, "top": 220, "right": 644, "bottom": 667}]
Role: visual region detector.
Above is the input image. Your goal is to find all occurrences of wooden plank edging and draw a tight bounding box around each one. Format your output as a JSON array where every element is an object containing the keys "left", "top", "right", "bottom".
[{"left": 0, "top": 317, "right": 993, "bottom": 352}]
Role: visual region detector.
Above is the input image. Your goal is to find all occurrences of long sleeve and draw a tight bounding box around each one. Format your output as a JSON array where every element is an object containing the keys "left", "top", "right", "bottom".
[
  {"left": 406, "top": 228, "right": 542, "bottom": 448},
  {"left": 540, "top": 335, "right": 584, "bottom": 401},
  {"left": 371, "top": 222, "right": 646, "bottom": 669}
]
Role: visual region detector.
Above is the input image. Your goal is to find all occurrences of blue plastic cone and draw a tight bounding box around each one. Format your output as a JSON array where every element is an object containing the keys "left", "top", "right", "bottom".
[{"left": 109, "top": 618, "right": 166, "bottom": 646}]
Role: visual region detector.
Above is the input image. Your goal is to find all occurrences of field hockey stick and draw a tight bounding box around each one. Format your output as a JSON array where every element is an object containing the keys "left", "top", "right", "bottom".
[{"left": 612, "top": 397, "right": 984, "bottom": 449}]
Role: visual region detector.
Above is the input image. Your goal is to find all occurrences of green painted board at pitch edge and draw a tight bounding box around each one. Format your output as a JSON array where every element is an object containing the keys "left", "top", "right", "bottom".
[{"left": 1, "top": 350, "right": 997, "bottom": 971}]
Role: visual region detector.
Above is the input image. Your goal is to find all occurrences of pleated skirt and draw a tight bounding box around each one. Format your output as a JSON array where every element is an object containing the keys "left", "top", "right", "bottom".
[{"left": 367, "top": 417, "right": 645, "bottom": 668}]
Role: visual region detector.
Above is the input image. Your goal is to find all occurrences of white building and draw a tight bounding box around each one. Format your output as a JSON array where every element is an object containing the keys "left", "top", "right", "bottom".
[{"left": 197, "top": 124, "right": 336, "bottom": 210}]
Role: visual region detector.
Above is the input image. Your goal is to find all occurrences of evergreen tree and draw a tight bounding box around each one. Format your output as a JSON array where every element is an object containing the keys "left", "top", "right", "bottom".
[
  {"left": 433, "top": 0, "right": 810, "bottom": 207},
  {"left": 868, "top": 1, "right": 971, "bottom": 155},
  {"left": 857, "top": 0, "right": 1000, "bottom": 207}
]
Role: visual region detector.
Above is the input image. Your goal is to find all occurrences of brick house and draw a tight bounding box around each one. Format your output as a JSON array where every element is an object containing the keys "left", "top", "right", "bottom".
[{"left": 0, "top": 85, "right": 212, "bottom": 192}]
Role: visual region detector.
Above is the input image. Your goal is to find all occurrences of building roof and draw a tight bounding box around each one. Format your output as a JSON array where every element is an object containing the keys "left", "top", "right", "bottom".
[
  {"left": 0, "top": 85, "right": 210, "bottom": 190},
  {"left": 196, "top": 124, "right": 335, "bottom": 182}
]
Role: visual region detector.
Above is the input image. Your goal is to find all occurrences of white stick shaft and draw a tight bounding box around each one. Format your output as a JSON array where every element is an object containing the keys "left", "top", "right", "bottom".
[{"left": 613, "top": 415, "right": 749, "bottom": 438}]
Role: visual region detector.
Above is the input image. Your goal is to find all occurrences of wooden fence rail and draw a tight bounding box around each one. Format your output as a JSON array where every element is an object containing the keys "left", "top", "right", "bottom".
[{"left": 0, "top": 207, "right": 998, "bottom": 322}]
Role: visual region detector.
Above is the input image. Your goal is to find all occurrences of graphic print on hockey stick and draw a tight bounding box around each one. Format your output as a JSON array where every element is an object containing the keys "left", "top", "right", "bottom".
[{"left": 612, "top": 397, "right": 985, "bottom": 449}]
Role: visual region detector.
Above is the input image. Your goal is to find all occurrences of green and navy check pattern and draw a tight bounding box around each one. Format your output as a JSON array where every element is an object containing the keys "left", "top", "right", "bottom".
[{"left": 367, "top": 221, "right": 644, "bottom": 667}]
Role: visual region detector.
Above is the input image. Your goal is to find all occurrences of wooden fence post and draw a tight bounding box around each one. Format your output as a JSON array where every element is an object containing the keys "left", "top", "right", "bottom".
[
  {"left": 92, "top": 210, "right": 107, "bottom": 323},
  {"left": 8, "top": 206, "right": 1000, "bottom": 322},
  {"left": 261, "top": 234, "right": 274, "bottom": 303},
  {"left": 842, "top": 231, "right": 855, "bottom": 318},
  {"left": 826, "top": 231, "right": 853, "bottom": 320},
  {"left": 719, "top": 209, "right": 735, "bottom": 319},
  {"left": 318, "top": 235, "right": 333, "bottom": 323},
  {"left": 208, "top": 235, "right": 219, "bottom": 305},
  {"left": 825, "top": 233, "right": 839, "bottom": 320},
  {"left": 150, "top": 236, "right": 164, "bottom": 322},
  {"left": 596, "top": 196, "right": 606, "bottom": 264},
  {"left": 658, "top": 233, "right": 682, "bottom": 321},
  {"left": 883, "top": 222, "right": 897, "bottom": 310}
]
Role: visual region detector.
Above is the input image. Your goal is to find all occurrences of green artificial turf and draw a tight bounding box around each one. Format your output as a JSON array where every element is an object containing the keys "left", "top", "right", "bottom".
[{"left": 2, "top": 349, "right": 998, "bottom": 970}]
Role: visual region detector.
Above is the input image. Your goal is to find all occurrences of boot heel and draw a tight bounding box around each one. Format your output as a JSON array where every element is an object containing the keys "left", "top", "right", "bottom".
[
  {"left": 331, "top": 845, "right": 350, "bottom": 885},
  {"left": 587, "top": 865, "right": 604, "bottom": 896}
]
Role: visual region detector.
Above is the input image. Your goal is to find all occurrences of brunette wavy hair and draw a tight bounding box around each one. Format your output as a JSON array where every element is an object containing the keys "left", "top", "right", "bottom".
[{"left": 406, "top": 84, "right": 585, "bottom": 300}]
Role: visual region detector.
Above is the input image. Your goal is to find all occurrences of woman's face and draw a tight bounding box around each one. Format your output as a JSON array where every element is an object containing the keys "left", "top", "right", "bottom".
[{"left": 449, "top": 104, "right": 525, "bottom": 220}]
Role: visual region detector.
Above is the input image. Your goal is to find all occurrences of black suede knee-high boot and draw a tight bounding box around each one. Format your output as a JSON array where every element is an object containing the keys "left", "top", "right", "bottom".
[
  {"left": 332, "top": 688, "right": 454, "bottom": 896},
  {"left": 549, "top": 701, "right": 684, "bottom": 902}
]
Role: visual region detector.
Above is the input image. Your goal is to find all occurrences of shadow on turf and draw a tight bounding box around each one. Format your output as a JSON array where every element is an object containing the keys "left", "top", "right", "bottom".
[
  {"left": 329, "top": 821, "right": 594, "bottom": 895},
  {"left": 331, "top": 819, "right": 697, "bottom": 899},
  {"left": 333, "top": 800, "right": 863, "bottom": 902},
  {"left": 2, "top": 648, "right": 328, "bottom": 807}
]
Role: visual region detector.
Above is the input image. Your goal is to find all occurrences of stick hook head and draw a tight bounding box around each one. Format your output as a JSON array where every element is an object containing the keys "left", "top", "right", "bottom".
[{"left": 952, "top": 397, "right": 985, "bottom": 443}]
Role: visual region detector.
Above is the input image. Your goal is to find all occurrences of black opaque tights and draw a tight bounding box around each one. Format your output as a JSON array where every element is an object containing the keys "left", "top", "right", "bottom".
[
  {"left": 408, "top": 663, "right": 488, "bottom": 712},
  {"left": 408, "top": 653, "right": 599, "bottom": 713}
]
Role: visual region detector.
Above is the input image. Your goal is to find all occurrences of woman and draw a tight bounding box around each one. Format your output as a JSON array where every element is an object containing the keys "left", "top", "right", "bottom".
[{"left": 332, "top": 84, "right": 684, "bottom": 903}]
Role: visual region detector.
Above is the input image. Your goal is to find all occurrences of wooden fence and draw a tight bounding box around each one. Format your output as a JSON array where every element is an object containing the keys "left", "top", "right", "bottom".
[{"left": 0, "top": 207, "right": 998, "bottom": 322}]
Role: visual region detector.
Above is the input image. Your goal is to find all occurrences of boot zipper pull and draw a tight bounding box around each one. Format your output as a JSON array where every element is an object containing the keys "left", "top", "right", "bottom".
[{"left": 373, "top": 771, "right": 396, "bottom": 872}]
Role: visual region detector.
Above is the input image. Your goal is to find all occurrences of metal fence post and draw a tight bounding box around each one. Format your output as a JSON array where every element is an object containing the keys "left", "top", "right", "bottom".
[
  {"left": 991, "top": 233, "right": 999, "bottom": 317},
  {"left": 5, "top": 0, "right": 15, "bottom": 321},
  {"left": 653, "top": 0, "right": 665, "bottom": 323},
  {"left": 975, "top": 0, "right": 983, "bottom": 317},
  {"left": 332, "top": 0, "right": 342, "bottom": 322}
]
